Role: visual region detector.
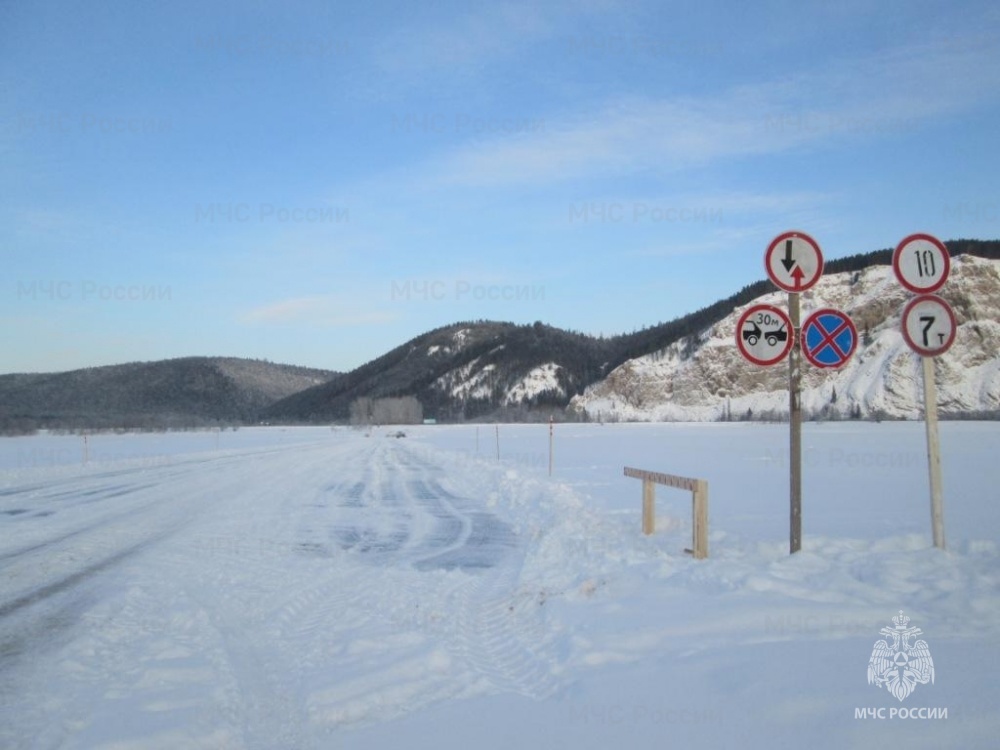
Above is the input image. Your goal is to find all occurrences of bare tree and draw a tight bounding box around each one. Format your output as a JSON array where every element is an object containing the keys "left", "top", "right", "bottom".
[
  {"left": 369, "top": 396, "right": 423, "bottom": 425},
  {"left": 349, "top": 397, "right": 374, "bottom": 426}
]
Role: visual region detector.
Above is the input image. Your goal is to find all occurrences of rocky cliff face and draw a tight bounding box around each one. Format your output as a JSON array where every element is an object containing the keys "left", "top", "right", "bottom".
[{"left": 570, "top": 255, "right": 1000, "bottom": 421}]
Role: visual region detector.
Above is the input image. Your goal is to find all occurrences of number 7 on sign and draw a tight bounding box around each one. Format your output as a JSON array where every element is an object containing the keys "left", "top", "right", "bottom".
[
  {"left": 920, "top": 316, "right": 935, "bottom": 348},
  {"left": 902, "top": 296, "right": 956, "bottom": 357}
]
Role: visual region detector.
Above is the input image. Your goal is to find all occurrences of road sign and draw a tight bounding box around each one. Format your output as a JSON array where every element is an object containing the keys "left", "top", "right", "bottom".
[
  {"left": 893, "top": 234, "right": 950, "bottom": 294},
  {"left": 901, "top": 294, "right": 957, "bottom": 356},
  {"left": 801, "top": 308, "right": 857, "bottom": 368},
  {"left": 736, "top": 304, "right": 794, "bottom": 366},
  {"left": 765, "top": 231, "right": 824, "bottom": 292}
]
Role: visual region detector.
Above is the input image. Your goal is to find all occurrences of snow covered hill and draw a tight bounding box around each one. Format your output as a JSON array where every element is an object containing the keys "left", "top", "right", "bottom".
[
  {"left": 265, "top": 321, "right": 599, "bottom": 423},
  {"left": 570, "top": 255, "right": 1000, "bottom": 422}
]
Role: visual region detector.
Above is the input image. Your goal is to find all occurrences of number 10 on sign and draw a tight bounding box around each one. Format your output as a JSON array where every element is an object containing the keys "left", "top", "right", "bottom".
[{"left": 893, "top": 234, "right": 950, "bottom": 294}]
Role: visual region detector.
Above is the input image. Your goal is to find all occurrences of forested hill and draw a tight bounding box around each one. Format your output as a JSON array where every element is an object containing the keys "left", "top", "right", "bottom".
[
  {"left": 0, "top": 357, "right": 339, "bottom": 432},
  {"left": 263, "top": 321, "right": 613, "bottom": 423}
]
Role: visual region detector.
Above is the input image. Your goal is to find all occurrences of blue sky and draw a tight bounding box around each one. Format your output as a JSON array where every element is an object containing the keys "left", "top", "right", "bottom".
[{"left": 3, "top": 0, "right": 999, "bottom": 374}]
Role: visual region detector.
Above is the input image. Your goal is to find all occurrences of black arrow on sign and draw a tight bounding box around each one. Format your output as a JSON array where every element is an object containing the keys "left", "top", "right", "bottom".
[{"left": 781, "top": 239, "right": 796, "bottom": 273}]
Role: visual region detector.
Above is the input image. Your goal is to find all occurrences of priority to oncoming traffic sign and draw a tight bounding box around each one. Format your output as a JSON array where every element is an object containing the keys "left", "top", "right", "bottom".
[{"left": 765, "top": 231, "right": 824, "bottom": 293}]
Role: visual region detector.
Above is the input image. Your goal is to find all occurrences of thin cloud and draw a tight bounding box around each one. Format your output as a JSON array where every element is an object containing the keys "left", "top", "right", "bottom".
[
  {"left": 371, "top": 2, "right": 559, "bottom": 77},
  {"left": 241, "top": 297, "right": 397, "bottom": 327},
  {"left": 425, "top": 34, "right": 1000, "bottom": 188}
]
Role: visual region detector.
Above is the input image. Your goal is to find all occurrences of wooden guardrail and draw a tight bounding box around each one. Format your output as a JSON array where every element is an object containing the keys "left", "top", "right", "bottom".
[{"left": 624, "top": 466, "right": 709, "bottom": 559}]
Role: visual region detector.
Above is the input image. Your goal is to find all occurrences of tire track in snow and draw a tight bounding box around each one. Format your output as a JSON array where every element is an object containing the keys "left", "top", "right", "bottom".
[
  {"left": 388, "top": 445, "right": 563, "bottom": 700},
  {"left": 0, "top": 440, "right": 354, "bottom": 749},
  {"left": 390, "top": 443, "right": 561, "bottom": 700},
  {"left": 451, "top": 539, "right": 562, "bottom": 701},
  {"left": 1, "top": 434, "right": 567, "bottom": 745},
  {"left": 268, "top": 438, "right": 564, "bottom": 729},
  {"left": 274, "top": 441, "right": 465, "bottom": 728},
  {"left": 186, "top": 585, "right": 310, "bottom": 750},
  {"left": 0, "top": 479, "right": 201, "bottom": 665}
]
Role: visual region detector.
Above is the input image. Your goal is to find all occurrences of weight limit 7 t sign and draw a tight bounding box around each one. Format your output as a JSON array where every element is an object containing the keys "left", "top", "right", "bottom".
[{"left": 902, "top": 294, "right": 957, "bottom": 357}]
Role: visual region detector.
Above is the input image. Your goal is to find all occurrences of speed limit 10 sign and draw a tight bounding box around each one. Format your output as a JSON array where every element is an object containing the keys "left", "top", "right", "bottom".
[{"left": 893, "top": 233, "right": 950, "bottom": 294}]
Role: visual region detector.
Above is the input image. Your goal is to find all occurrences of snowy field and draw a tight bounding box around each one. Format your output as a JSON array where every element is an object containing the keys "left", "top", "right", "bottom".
[{"left": 1, "top": 422, "right": 998, "bottom": 749}]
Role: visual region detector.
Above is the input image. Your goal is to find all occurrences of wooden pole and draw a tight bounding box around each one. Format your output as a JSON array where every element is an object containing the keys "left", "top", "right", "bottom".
[
  {"left": 789, "top": 292, "right": 802, "bottom": 554},
  {"left": 495, "top": 424, "right": 500, "bottom": 462},
  {"left": 693, "top": 479, "right": 709, "bottom": 559},
  {"left": 548, "top": 417, "right": 554, "bottom": 476},
  {"left": 923, "top": 356, "right": 946, "bottom": 549},
  {"left": 642, "top": 478, "right": 655, "bottom": 535}
]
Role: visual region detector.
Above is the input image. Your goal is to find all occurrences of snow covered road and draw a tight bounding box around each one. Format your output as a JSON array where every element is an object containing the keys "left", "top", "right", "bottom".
[
  {"left": 1, "top": 423, "right": 998, "bottom": 748},
  {"left": 0, "top": 433, "right": 568, "bottom": 748}
]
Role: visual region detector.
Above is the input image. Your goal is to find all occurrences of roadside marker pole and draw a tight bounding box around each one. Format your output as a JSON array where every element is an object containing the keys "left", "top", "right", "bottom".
[{"left": 548, "top": 416, "right": 554, "bottom": 476}]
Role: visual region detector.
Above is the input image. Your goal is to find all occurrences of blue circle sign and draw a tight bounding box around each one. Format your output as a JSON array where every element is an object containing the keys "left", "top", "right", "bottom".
[{"left": 801, "top": 309, "right": 857, "bottom": 369}]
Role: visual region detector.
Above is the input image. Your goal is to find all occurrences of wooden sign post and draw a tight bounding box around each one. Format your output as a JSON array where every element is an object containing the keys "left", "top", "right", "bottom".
[
  {"left": 922, "top": 357, "right": 946, "bottom": 549},
  {"left": 788, "top": 292, "right": 802, "bottom": 554},
  {"left": 894, "top": 235, "right": 954, "bottom": 551},
  {"left": 764, "top": 232, "right": 824, "bottom": 554}
]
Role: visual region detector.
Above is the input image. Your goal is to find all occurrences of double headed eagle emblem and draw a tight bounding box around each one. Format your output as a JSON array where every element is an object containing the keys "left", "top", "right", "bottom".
[{"left": 867, "top": 610, "right": 935, "bottom": 702}]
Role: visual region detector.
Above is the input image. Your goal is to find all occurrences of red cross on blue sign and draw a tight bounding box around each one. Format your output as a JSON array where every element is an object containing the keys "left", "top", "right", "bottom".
[{"left": 801, "top": 309, "right": 857, "bottom": 369}]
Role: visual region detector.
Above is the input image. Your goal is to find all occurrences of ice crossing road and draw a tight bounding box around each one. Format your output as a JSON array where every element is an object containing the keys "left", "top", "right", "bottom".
[
  {"left": 0, "top": 434, "right": 562, "bottom": 749},
  {"left": 310, "top": 443, "right": 518, "bottom": 571},
  {"left": 3, "top": 424, "right": 999, "bottom": 750}
]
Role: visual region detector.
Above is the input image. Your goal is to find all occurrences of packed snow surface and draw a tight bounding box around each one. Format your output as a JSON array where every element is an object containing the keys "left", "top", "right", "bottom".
[{"left": 1, "top": 423, "right": 998, "bottom": 748}]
